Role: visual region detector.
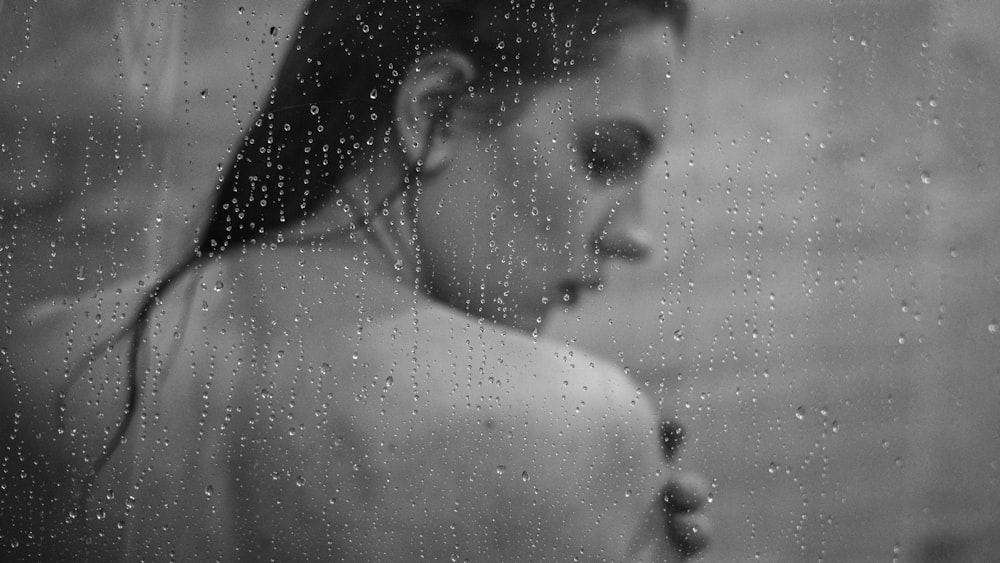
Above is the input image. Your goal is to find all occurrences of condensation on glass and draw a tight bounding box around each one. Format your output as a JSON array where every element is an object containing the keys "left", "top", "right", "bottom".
[{"left": 2, "top": 1, "right": 998, "bottom": 561}]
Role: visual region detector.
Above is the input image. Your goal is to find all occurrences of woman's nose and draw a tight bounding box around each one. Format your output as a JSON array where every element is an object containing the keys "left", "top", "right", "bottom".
[
  {"left": 593, "top": 189, "right": 652, "bottom": 261},
  {"left": 593, "top": 221, "right": 653, "bottom": 261}
]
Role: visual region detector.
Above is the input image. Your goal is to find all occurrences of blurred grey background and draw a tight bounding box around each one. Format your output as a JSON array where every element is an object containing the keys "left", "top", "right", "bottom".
[{"left": 2, "top": 1, "right": 998, "bottom": 561}]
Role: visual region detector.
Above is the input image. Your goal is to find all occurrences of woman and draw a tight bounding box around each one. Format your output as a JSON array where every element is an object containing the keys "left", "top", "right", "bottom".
[{"left": 5, "top": 0, "right": 710, "bottom": 560}]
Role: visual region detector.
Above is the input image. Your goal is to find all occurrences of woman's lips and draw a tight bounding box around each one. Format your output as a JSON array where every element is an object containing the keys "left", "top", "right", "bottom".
[
  {"left": 558, "top": 279, "right": 604, "bottom": 305},
  {"left": 561, "top": 284, "right": 580, "bottom": 305}
]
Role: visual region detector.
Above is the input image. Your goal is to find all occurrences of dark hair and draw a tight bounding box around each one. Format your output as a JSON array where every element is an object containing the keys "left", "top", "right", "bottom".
[
  {"left": 96, "top": 0, "right": 689, "bottom": 479},
  {"left": 201, "top": 0, "right": 688, "bottom": 254}
]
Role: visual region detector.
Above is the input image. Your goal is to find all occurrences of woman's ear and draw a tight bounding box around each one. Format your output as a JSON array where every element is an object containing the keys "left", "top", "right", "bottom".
[{"left": 395, "top": 51, "right": 476, "bottom": 173}]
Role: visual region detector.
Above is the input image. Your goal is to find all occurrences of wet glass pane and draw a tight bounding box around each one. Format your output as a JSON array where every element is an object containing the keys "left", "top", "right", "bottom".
[{"left": 2, "top": 1, "right": 998, "bottom": 561}]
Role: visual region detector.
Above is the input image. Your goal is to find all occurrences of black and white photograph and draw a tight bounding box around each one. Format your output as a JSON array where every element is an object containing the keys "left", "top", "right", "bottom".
[{"left": 2, "top": 1, "right": 999, "bottom": 561}]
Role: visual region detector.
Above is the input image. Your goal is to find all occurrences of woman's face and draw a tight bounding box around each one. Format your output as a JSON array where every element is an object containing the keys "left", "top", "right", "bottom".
[{"left": 415, "top": 22, "right": 679, "bottom": 331}]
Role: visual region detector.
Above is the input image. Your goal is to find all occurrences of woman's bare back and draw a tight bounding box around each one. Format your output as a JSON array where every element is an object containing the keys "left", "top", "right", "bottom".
[{"left": 85, "top": 241, "right": 674, "bottom": 561}]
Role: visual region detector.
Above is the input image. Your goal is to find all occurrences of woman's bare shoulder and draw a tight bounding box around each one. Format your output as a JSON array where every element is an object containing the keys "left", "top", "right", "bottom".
[
  {"left": 340, "top": 302, "right": 658, "bottom": 436},
  {"left": 357, "top": 303, "right": 630, "bottom": 388},
  {"left": 192, "top": 244, "right": 657, "bottom": 440}
]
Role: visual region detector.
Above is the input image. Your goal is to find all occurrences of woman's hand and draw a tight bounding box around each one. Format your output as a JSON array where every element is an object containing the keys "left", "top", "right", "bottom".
[{"left": 660, "top": 420, "right": 712, "bottom": 559}]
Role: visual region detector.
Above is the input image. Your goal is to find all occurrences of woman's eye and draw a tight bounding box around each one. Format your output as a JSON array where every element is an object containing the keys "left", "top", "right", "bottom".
[
  {"left": 586, "top": 145, "right": 638, "bottom": 179},
  {"left": 580, "top": 123, "right": 654, "bottom": 182}
]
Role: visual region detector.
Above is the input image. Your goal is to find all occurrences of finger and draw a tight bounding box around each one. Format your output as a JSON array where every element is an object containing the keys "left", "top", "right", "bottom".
[
  {"left": 669, "top": 511, "right": 711, "bottom": 558},
  {"left": 659, "top": 418, "right": 685, "bottom": 462},
  {"left": 662, "top": 472, "right": 710, "bottom": 512}
]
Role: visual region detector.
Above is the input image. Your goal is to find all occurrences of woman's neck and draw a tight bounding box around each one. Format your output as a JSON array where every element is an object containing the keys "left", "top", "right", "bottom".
[
  {"left": 368, "top": 191, "right": 424, "bottom": 291},
  {"left": 275, "top": 184, "right": 424, "bottom": 290}
]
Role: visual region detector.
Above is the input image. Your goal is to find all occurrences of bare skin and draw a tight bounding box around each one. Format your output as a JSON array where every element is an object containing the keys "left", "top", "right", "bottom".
[
  {"left": 3, "top": 21, "right": 710, "bottom": 562},
  {"left": 75, "top": 236, "right": 688, "bottom": 561}
]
